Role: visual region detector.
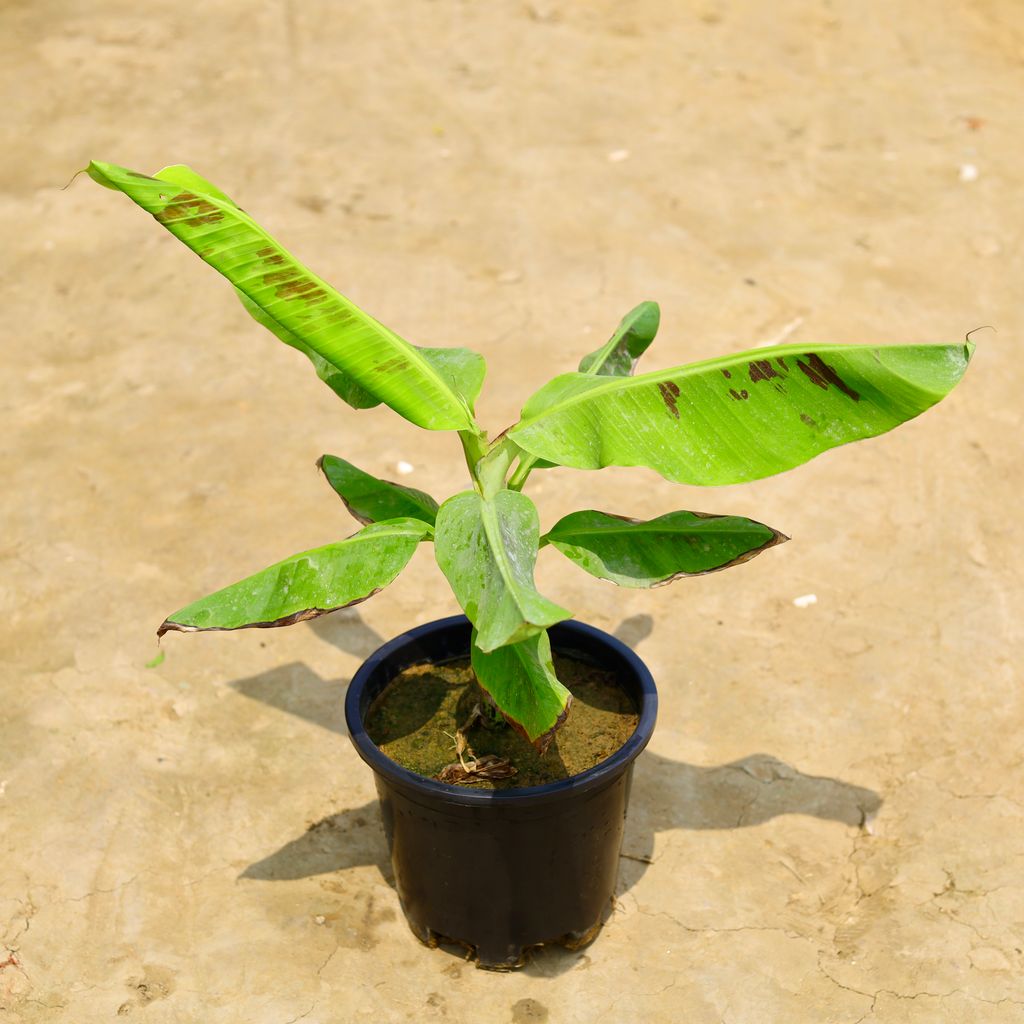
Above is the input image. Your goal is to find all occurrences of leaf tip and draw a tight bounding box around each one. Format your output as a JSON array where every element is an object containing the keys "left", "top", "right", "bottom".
[
  {"left": 156, "top": 618, "right": 193, "bottom": 639},
  {"left": 85, "top": 160, "right": 121, "bottom": 189}
]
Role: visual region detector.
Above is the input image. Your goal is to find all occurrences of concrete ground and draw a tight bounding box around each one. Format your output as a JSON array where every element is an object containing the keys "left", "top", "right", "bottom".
[{"left": 3, "top": 1, "right": 1023, "bottom": 1021}]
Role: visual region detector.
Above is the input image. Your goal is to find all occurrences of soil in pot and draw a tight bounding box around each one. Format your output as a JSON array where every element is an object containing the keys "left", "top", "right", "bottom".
[{"left": 364, "top": 651, "right": 638, "bottom": 789}]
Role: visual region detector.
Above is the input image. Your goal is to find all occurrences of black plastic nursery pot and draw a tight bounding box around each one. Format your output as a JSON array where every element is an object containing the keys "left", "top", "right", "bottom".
[{"left": 345, "top": 614, "right": 658, "bottom": 969}]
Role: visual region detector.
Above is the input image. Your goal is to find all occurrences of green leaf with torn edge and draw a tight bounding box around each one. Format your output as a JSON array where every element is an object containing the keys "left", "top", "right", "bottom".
[
  {"left": 157, "top": 518, "right": 431, "bottom": 636},
  {"left": 578, "top": 300, "right": 660, "bottom": 376},
  {"left": 318, "top": 454, "right": 439, "bottom": 527},
  {"left": 542, "top": 509, "right": 787, "bottom": 587},
  {"left": 87, "top": 160, "right": 483, "bottom": 431},
  {"left": 434, "top": 490, "right": 571, "bottom": 653},
  {"left": 471, "top": 629, "right": 571, "bottom": 749},
  {"left": 510, "top": 342, "right": 974, "bottom": 486}
]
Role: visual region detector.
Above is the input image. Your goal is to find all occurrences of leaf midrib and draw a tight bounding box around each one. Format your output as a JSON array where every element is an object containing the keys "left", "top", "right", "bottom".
[
  {"left": 268, "top": 520, "right": 430, "bottom": 570},
  {"left": 546, "top": 522, "right": 769, "bottom": 540},
  {"left": 479, "top": 497, "right": 537, "bottom": 616}
]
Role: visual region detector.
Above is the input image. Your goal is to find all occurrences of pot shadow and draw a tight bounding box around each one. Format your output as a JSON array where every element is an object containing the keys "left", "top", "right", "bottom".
[
  {"left": 228, "top": 610, "right": 385, "bottom": 734},
  {"left": 241, "top": 800, "right": 393, "bottom": 885},
  {"left": 232, "top": 610, "right": 882, "bottom": 975}
]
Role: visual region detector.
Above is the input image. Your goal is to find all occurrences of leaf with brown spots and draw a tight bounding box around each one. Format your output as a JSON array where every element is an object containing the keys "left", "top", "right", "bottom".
[
  {"left": 237, "top": 290, "right": 381, "bottom": 408},
  {"left": 511, "top": 341, "right": 973, "bottom": 485},
  {"left": 85, "top": 161, "right": 485, "bottom": 432}
]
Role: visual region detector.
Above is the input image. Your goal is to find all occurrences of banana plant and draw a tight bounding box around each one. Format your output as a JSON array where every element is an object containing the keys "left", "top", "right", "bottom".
[{"left": 86, "top": 161, "right": 974, "bottom": 752}]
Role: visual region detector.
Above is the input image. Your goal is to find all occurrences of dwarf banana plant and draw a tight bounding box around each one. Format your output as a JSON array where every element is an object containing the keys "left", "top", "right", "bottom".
[{"left": 86, "top": 162, "right": 972, "bottom": 749}]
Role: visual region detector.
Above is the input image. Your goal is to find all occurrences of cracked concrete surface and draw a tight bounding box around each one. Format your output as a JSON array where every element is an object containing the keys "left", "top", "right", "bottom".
[{"left": 2, "top": 0, "right": 1023, "bottom": 1020}]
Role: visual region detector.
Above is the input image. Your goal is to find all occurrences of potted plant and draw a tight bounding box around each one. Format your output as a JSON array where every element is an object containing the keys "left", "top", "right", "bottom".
[{"left": 85, "top": 161, "right": 972, "bottom": 968}]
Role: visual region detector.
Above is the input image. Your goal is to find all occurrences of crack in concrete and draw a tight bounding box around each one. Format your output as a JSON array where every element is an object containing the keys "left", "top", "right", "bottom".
[
  {"left": 916, "top": 773, "right": 1024, "bottom": 812},
  {"left": 639, "top": 906, "right": 806, "bottom": 940},
  {"left": 284, "top": 1000, "right": 317, "bottom": 1023},
  {"left": 316, "top": 940, "right": 340, "bottom": 978},
  {"left": 62, "top": 874, "right": 140, "bottom": 904},
  {"left": 1, "top": 896, "right": 36, "bottom": 949},
  {"left": 817, "top": 951, "right": 1024, "bottom": 1020},
  {"left": 182, "top": 863, "right": 236, "bottom": 888}
]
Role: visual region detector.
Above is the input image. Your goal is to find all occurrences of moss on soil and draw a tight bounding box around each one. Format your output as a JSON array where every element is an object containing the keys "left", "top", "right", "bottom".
[{"left": 365, "top": 653, "right": 639, "bottom": 789}]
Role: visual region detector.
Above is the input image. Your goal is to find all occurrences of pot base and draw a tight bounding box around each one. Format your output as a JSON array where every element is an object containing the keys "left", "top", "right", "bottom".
[{"left": 407, "top": 898, "right": 613, "bottom": 970}]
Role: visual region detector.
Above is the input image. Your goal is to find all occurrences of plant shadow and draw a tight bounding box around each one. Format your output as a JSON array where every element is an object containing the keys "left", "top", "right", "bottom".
[{"left": 234, "top": 611, "right": 882, "bottom": 976}]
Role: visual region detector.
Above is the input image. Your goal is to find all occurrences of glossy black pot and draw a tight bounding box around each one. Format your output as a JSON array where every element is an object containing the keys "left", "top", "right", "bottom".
[{"left": 345, "top": 614, "right": 658, "bottom": 968}]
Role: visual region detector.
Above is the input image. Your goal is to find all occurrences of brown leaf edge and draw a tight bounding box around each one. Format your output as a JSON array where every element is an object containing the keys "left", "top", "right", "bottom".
[
  {"left": 650, "top": 512, "right": 789, "bottom": 587},
  {"left": 315, "top": 455, "right": 438, "bottom": 529},
  {"left": 551, "top": 509, "right": 789, "bottom": 587},
  {"left": 315, "top": 455, "right": 374, "bottom": 526},
  {"left": 475, "top": 684, "right": 573, "bottom": 757},
  {"left": 156, "top": 589, "right": 380, "bottom": 638},
  {"left": 525, "top": 693, "right": 573, "bottom": 756}
]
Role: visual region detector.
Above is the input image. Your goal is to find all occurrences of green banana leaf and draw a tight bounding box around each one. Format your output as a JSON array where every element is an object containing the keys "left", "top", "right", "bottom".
[
  {"left": 542, "top": 509, "right": 786, "bottom": 587},
  {"left": 578, "top": 300, "right": 660, "bottom": 376},
  {"left": 471, "top": 629, "right": 572, "bottom": 750},
  {"left": 318, "top": 454, "right": 439, "bottom": 527},
  {"left": 434, "top": 490, "right": 570, "bottom": 653},
  {"left": 157, "top": 518, "right": 431, "bottom": 636},
  {"left": 136, "top": 166, "right": 381, "bottom": 409},
  {"left": 522, "top": 301, "right": 662, "bottom": 475},
  {"left": 237, "top": 291, "right": 382, "bottom": 408},
  {"left": 87, "top": 161, "right": 483, "bottom": 431},
  {"left": 236, "top": 291, "right": 486, "bottom": 411},
  {"left": 151, "top": 167, "right": 483, "bottom": 411},
  {"left": 510, "top": 342, "right": 973, "bottom": 485}
]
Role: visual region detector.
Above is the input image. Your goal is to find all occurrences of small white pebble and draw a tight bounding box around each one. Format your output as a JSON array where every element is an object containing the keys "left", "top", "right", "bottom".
[
  {"left": 0, "top": 780, "right": 7, "bottom": 797},
  {"left": 959, "top": 163, "right": 979, "bottom": 182},
  {"left": 607, "top": 149, "right": 631, "bottom": 163},
  {"left": 792, "top": 593, "right": 818, "bottom": 609},
  {"left": 314, "top": 915, "right": 326, "bottom": 925},
  {"left": 971, "top": 236, "right": 1001, "bottom": 258},
  {"left": 396, "top": 461, "right": 414, "bottom": 475},
  {"left": 496, "top": 269, "right": 522, "bottom": 284}
]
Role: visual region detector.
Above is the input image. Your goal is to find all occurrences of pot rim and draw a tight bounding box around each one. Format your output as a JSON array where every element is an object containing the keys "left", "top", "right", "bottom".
[{"left": 344, "top": 614, "right": 658, "bottom": 807}]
